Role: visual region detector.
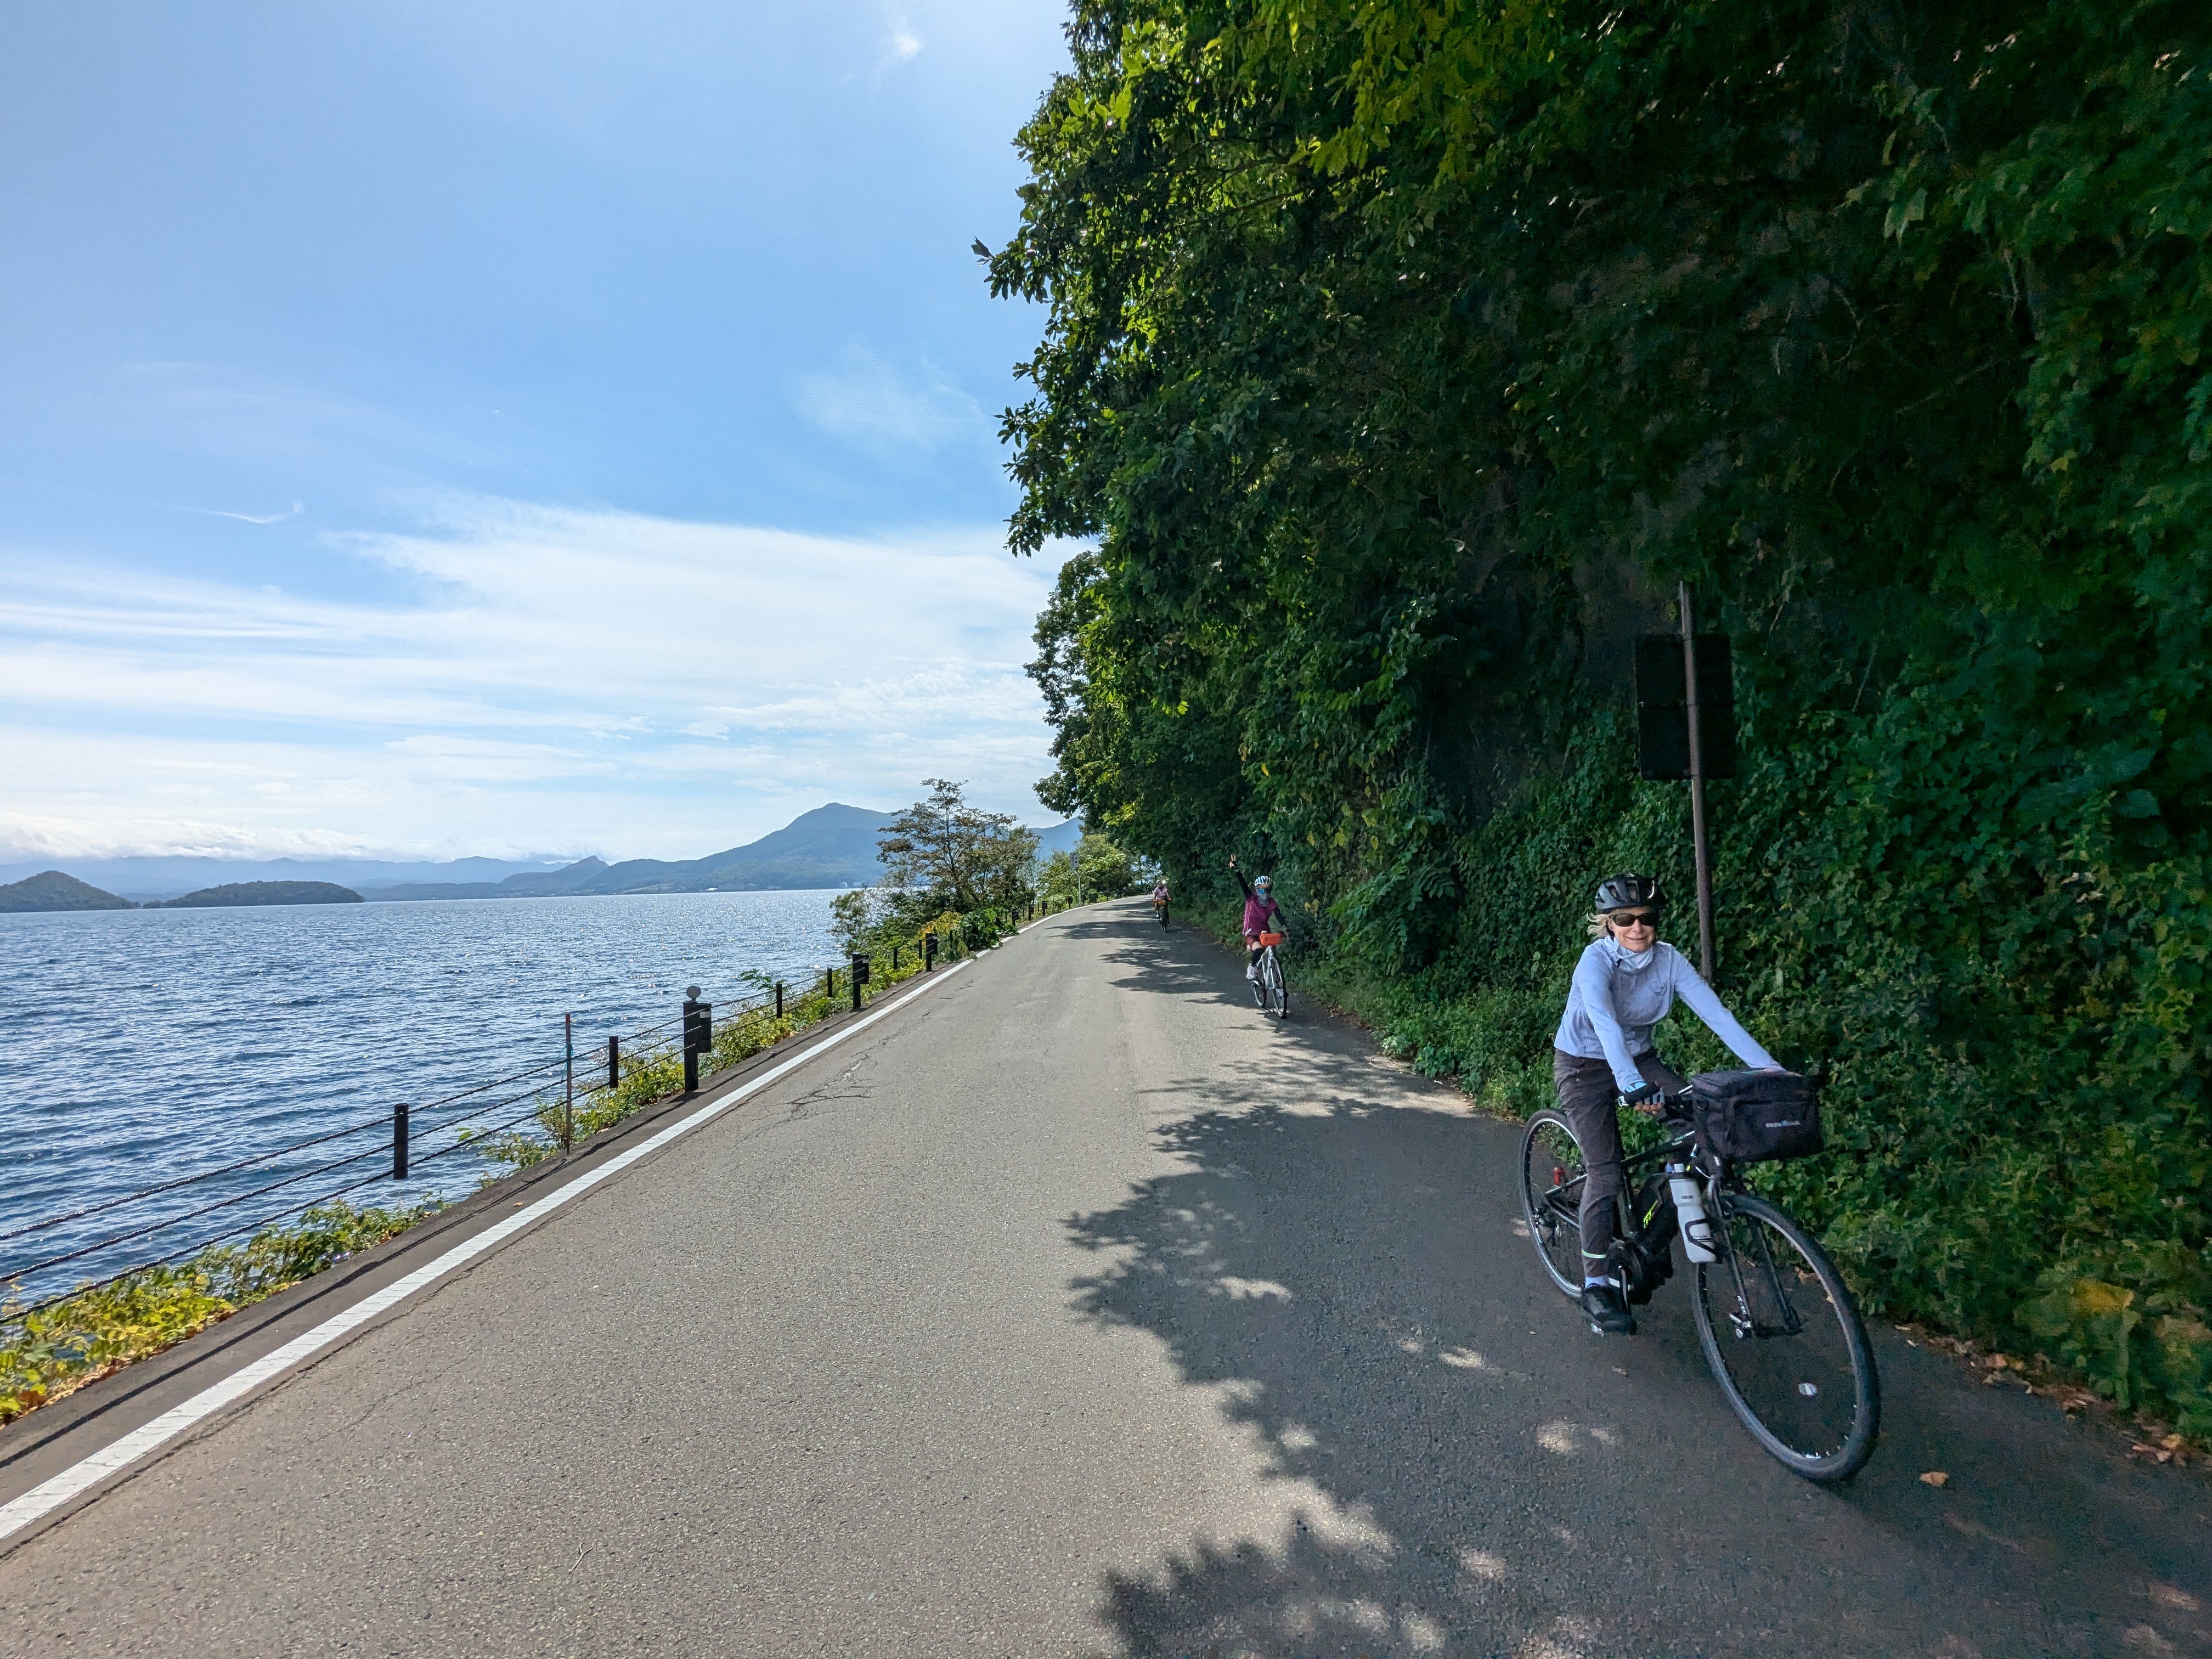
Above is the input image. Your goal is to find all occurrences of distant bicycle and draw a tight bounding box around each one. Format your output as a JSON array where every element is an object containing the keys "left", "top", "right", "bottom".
[
  {"left": 1250, "top": 932, "right": 1288, "bottom": 1019},
  {"left": 1519, "top": 1082, "right": 1879, "bottom": 1481}
]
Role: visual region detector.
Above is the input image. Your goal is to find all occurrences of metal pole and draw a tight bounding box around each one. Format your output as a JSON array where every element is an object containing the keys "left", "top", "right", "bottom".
[
  {"left": 850, "top": 962, "right": 862, "bottom": 1013},
  {"left": 607, "top": 1034, "right": 619, "bottom": 1091},
  {"left": 392, "top": 1102, "right": 409, "bottom": 1181},
  {"left": 1679, "top": 582, "right": 1717, "bottom": 980},
  {"left": 563, "top": 1012, "right": 574, "bottom": 1152},
  {"left": 775, "top": 981, "right": 783, "bottom": 1020}
]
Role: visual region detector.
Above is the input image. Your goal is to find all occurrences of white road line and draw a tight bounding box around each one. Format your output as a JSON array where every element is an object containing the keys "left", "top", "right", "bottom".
[{"left": 0, "top": 960, "right": 974, "bottom": 1549}]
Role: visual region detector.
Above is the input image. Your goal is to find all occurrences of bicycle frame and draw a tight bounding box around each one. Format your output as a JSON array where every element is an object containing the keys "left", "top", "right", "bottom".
[{"left": 1548, "top": 1116, "right": 1811, "bottom": 1338}]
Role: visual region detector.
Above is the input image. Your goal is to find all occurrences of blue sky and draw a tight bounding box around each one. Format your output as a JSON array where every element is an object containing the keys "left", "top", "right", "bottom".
[{"left": 0, "top": 2, "right": 1075, "bottom": 862}]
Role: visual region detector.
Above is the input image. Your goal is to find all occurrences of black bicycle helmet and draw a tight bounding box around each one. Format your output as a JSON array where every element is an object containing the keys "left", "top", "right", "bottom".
[{"left": 1593, "top": 873, "right": 1665, "bottom": 913}]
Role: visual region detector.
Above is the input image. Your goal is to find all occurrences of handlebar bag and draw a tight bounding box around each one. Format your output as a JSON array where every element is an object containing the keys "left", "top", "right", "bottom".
[
  {"left": 1257, "top": 931, "right": 1285, "bottom": 947},
  {"left": 1690, "top": 1070, "right": 1823, "bottom": 1163}
]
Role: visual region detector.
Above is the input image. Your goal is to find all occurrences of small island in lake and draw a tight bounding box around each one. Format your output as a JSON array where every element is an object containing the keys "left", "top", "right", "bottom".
[
  {"left": 161, "top": 881, "right": 364, "bottom": 908},
  {"left": 0, "top": 871, "right": 136, "bottom": 912}
]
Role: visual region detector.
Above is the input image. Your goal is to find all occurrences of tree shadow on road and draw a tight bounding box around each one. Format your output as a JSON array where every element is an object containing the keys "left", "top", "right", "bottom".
[
  {"left": 1060, "top": 1043, "right": 2212, "bottom": 1658},
  {"left": 1056, "top": 906, "right": 1256, "bottom": 1011}
]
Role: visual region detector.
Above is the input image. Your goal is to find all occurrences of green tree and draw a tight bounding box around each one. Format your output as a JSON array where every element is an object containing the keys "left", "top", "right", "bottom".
[
  {"left": 1039, "top": 830, "right": 1150, "bottom": 906},
  {"left": 877, "top": 778, "right": 1041, "bottom": 913},
  {"left": 828, "top": 888, "right": 878, "bottom": 956}
]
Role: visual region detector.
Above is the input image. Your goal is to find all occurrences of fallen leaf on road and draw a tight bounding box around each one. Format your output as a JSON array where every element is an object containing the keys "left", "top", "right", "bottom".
[{"left": 1920, "top": 1470, "right": 1950, "bottom": 1487}]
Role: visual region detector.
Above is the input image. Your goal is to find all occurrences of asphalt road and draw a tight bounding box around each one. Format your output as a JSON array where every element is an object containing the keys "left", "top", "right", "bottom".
[{"left": 1, "top": 901, "right": 2206, "bottom": 1657}]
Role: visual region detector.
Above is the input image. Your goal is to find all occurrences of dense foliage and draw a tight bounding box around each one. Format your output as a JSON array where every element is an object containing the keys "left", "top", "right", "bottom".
[
  {"left": 994, "top": 0, "right": 2212, "bottom": 1426},
  {"left": 1038, "top": 830, "right": 1153, "bottom": 906}
]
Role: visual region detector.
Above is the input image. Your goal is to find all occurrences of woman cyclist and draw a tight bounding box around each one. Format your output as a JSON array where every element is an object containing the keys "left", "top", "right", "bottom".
[
  {"left": 1555, "top": 874, "right": 1782, "bottom": 1336},
  {"left": 1151, "top": 877, "right": 1171, "bottom": 927},
  {"left": 1228, "top": 856, "right": 1283, "bottom": 981}
]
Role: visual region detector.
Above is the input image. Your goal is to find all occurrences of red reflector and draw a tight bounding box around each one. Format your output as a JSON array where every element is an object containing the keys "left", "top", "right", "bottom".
[{"left": 1552, "top": 1166, "right": 1566, "bottom": 1186}]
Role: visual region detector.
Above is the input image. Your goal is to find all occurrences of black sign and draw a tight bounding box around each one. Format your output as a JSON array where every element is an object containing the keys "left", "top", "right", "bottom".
[{"left": 1635, "top": 635, "right": 1736, "bottom": 781}]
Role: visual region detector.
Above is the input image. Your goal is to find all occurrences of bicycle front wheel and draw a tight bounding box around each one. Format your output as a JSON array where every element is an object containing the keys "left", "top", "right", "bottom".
[
  {"left": 1691, "top": 1191, "right": 1880, "bottom": 1481},
  {"left": 1517, "top": 1110, "right": 1588, "bottom": 1298},
  {"left": 1264, "top": 954, "right": 1288, "bottom": 1019}
]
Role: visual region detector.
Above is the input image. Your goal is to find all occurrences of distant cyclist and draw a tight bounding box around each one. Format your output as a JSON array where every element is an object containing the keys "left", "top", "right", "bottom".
[
  {"left": 1555, "top": 874, "right": 1782, "bottom": 1336},
  {"left": 1228, "top": 855, "right": 1283, "bottom": 981},
  {"left": 1152, "top": 877, "right": 1171, "bottom": 927}
]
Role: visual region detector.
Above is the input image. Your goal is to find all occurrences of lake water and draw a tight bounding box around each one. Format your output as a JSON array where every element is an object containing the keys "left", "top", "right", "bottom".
[{"left": 0, "top": 891, "right": 845, "bottom": 1307}]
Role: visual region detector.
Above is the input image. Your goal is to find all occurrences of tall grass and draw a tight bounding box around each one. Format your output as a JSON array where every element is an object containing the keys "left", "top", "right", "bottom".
[{"left": 1, "top": 1200, "right": 439, "bottom": 1424}]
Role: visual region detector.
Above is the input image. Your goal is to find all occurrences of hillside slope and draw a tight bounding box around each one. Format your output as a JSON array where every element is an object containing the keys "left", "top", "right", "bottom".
[{"left": 0, "top": 871, "right": 134, "bottom": 912}]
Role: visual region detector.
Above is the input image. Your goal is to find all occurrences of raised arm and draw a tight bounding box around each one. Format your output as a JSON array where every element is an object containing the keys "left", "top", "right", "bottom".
[
  {"left": 1228, "top": 856, "right": 1253, "bottom": 901},
  {"left": 1672, "top": 957, "right": 1782, "bottom": 1071}
]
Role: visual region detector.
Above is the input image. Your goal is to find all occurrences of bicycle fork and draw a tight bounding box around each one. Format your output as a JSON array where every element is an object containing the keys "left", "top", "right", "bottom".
[{"left": 1716, "top": 1199, "right": 1808, "bottom": 1340}]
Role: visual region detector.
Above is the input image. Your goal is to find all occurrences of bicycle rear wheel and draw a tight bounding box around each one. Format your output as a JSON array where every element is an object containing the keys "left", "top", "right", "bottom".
[
  {"left": 1691, "top": 1191, "right": 1880, "bottom": 1481},
  {"left": 1518, "top": 1110, "right": 1588, "bottom": 1297}
]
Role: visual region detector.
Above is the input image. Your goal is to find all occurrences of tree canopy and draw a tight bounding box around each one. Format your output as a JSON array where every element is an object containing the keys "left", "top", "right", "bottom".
[{"left": 876, "top": 778, "right": 1040, "bottom": 913}]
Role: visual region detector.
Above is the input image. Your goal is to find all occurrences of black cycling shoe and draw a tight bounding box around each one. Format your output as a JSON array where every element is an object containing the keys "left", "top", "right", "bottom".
[{"left": 1581, "top": 1282, "right": 1637, "bottom": 1336}]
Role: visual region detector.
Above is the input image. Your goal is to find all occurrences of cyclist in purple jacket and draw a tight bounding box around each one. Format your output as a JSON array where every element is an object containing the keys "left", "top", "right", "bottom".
[{"left": 1228, "top": 855, "right": 1282, "bottom": 981}]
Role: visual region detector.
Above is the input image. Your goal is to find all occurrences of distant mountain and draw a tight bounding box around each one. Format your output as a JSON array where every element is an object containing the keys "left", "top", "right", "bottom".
[
  {"left": 370, "top": 857, "right": 611, "bottom": 901},
  {"left": 1032, "top": 819, "right": 1082, "bottom": 859},
  {"left": 0, "top": 870, "right": 135, "bottom": 912},
  {"left": 365, "top": 805, "right": 900, "bottom": 900},
  {"left": 162, "top": 881, "right": 364, "bottom": 908},
  {"left": 9, "top": 803, "right": 1075, "bottom": 911},
  {"left": 0, "top": 853, "right": 577, "bottom": 903}
]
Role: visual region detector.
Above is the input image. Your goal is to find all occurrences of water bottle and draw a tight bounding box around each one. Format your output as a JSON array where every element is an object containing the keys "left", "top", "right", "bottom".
[{"left": 1668, "top": 1161, "right": 1718, "bottom": 1263}]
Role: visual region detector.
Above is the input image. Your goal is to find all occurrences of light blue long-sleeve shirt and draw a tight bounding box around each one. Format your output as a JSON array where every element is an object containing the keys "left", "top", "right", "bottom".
[{"left": 1554, "top": 937, "right": 1780, "bottom": 1092}]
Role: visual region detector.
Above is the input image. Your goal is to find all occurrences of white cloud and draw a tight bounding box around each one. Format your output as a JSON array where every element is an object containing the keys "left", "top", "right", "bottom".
[
  {"left": 886, "top": 18, "right": 923, "bottom": 60},
  {"left": 0, "top": 498, "right": 1066, "bottom": 861},
  {"left": 195, "top": 501, "right": 304, "bottom": 525},
  {"left": 794, "top": 347, "right": 989, "bottom": 453}
]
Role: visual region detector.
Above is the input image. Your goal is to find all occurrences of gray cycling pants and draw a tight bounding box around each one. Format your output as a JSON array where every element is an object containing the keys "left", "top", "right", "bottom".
[{"left": 1551, "top": 1048, "right": 1688, "bottom": 1277}]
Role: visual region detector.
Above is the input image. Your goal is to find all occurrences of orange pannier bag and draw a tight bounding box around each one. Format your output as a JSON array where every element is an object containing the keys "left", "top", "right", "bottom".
[{"left": 1257, "top": 931, "right": 1285, "bottom": 946}]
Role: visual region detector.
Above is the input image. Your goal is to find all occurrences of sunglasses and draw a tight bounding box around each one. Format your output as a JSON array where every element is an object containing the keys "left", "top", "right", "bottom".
[{"left": 1608, "top": 911, "right": 1661, "bottom": 928}]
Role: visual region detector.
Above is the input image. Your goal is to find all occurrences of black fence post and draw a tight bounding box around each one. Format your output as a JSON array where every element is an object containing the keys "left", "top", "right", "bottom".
[
  {"left": 682, "top": 986, "right": 709, "bottom": 1093},
  {"left": 775, "top": 981, "right": 783, "bottom": 1020},
  {"left": 849, "top": 955, "right": 866, "bottom": 1012},
  {"left": 891, "top": 942, "right": 900, "bottom": 972},
  {"left": 392, "top": 1102, "right": 409, "bottom": 1181},
  {"left": 607, "top": 1034, "right": 620, "bottom": 1091},
  {"left": 825, "top": 966, "right": 835, "bottom": 1002},
  {"left": 925, "top": 932, "right": 936, "bottom": 970},
  {"left": 562, "top": 1012, "right": 575, "bottom": 1152}
]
